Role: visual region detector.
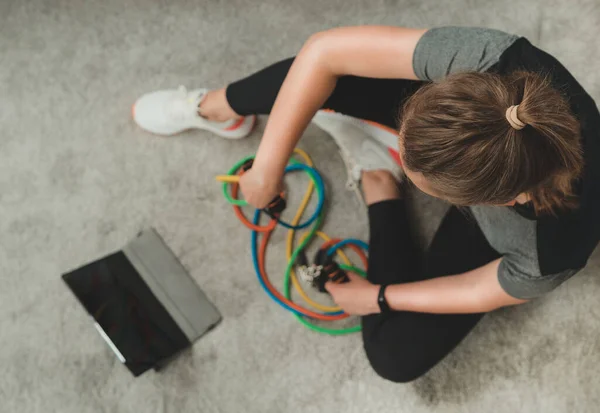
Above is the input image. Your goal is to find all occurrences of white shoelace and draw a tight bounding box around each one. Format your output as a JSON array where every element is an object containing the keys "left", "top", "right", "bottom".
[
  {"left": 166, "top": 86, "right": 205, "bottom": 121},
  {"left": 337, "top": 148, "right": 365, "bottom": 206},
  {"left": 338, "top": 139, "right": 403, "bottom": 207}
]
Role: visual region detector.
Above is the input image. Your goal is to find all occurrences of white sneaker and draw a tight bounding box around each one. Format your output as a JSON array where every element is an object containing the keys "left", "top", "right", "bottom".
[
  {"left": 317, "top": 110, "right": 401, "bottom": 149},
  {"left": 311, "top": 110, "right": 404, "bottom": 202},
  {"left": 132, "top": 86, "right": 256, "bottom": 138}
]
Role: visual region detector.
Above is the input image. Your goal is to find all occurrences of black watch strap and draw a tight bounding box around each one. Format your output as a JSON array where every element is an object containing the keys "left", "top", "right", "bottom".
[{"left": 377, "top": 285, "right": 391, "bottom": 313}]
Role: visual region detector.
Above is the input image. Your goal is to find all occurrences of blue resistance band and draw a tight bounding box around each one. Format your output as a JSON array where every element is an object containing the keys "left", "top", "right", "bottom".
[
  {"left": 249, "top": 163, "right": 344, "bottom": 317},
  {"left": 327, "top": 239, "right": 370, "bottom": 256},
  {"left": 273, "top": 163, "right": 325, "bottom": 230}
]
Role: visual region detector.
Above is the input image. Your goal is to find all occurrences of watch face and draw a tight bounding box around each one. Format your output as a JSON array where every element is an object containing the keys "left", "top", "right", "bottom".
[{"left": 63, "top": 251, "right": 189, "bottom": 376}]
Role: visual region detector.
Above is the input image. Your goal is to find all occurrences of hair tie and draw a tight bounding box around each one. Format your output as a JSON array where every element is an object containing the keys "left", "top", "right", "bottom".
[{"left": 505, "top": 105, "right": 526, "bottom": 130}]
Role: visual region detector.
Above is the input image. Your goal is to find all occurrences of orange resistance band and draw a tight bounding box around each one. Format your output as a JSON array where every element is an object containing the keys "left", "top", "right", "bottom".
[{"left": 230, "top": 177, "right": 369, "bottom": 321}]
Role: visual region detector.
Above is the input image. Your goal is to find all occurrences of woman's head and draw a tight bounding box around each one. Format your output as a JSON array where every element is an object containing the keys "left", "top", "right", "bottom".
[{"left": 399, "top": 71, "right": 583, "bottom": 214}]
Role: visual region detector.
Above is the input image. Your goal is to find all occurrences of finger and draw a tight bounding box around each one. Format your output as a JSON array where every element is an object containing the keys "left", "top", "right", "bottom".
[{"left": 324, "top": 281, "right": 339, "bottom": 294}]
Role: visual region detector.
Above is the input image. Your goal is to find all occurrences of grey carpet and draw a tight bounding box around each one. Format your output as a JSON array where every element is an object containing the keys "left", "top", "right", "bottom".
[{"left": 2, "top": 0, "right": 600, "bottom": 412}]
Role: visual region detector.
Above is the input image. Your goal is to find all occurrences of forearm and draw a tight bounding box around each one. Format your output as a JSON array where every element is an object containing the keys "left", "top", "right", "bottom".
[
  {"left": 384, "top": 259, "right": 527, "bottom": 314},
  {"left": 252, "top": 26, "right": 426, "bottom": 176},
  {"left": 253, "top": 36, "right": 336, "bottom": 176}
]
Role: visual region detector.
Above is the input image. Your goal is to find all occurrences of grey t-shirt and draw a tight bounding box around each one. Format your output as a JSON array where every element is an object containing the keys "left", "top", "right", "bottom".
[
  {"left": 411, "top": 27, "right": 585, "bottom": 299},
  {"left": 413, "top": 27, "right": 519, "bottom": 81}
]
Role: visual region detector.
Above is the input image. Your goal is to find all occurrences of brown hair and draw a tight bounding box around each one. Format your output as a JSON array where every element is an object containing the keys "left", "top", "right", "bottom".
[{"left": 400, "top": 71, "right": 583, "bottom": 214}]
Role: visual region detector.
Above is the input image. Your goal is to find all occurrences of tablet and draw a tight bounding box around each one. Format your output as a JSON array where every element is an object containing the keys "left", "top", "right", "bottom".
[{"left": 62, "top": 228, "right": 222, "bottom": 376}]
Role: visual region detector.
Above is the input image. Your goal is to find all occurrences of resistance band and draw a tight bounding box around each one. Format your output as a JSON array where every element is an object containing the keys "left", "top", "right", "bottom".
[{"left": 219, "top": 149, "right": 369, "bottom": 335}]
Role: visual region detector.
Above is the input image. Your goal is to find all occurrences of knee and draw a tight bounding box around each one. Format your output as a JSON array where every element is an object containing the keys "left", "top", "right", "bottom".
[
  {"left": 363, "top": 341, "right": 427, "bottom": 383},
  {"left": 362, "top": 320, "right": 428, "bottom": 383},
  {"left": 361, "top": 170, "right": 401, "bottom": 205}
]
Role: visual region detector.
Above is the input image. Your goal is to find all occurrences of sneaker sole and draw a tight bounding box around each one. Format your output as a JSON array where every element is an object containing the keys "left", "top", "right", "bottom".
[{"left": 208, "top": 115, "right": 257, "bottom": 139}]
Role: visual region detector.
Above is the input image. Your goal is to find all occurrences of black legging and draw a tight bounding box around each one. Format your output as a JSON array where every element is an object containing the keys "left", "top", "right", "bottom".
[{"left": 227, "top": 58, "right": 501, "bottom": 382}]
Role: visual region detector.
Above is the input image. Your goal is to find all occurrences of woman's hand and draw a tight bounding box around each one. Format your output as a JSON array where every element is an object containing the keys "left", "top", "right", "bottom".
[
  {"left": 239, "top": 166, "right": 283, "bottom": 209},
  {"left": 325, "top": 273, "right": 381, "bottom": 316}
]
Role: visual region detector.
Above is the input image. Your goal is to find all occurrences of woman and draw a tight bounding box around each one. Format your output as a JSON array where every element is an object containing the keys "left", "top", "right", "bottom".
[{"left": 132, "top": 26, "right": 600, "bottom": 383}]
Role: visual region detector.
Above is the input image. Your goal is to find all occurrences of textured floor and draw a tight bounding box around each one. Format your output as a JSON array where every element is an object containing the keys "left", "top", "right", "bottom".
[{"left": 2, "top": 0, "right": 600, "bottom": 412}]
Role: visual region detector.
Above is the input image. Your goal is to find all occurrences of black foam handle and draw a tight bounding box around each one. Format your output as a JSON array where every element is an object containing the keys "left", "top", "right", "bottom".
[
  {"left": 241, "top": 158, "right": 255, "bottom": 172},
  {"left": 264, "top": 194, "right": 286, "bottom": 217},
  {"left": 312, "top": 261, "right": 349, "bottom": 293}
]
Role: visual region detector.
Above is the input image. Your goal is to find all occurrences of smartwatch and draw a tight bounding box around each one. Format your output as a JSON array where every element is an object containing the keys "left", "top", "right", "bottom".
[{"left": 377, "top": 285, "right": 391, "bottom": 313}]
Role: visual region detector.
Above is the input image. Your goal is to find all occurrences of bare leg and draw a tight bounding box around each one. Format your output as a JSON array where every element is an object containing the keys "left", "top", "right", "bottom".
[{"left": 198, "top": 88, "right": 240, "bottom": 122}]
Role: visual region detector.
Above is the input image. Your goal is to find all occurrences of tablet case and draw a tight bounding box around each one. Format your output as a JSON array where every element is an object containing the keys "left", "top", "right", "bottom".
[{"left": 62, "top": 228, "right": 222, "bottom": 376}]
